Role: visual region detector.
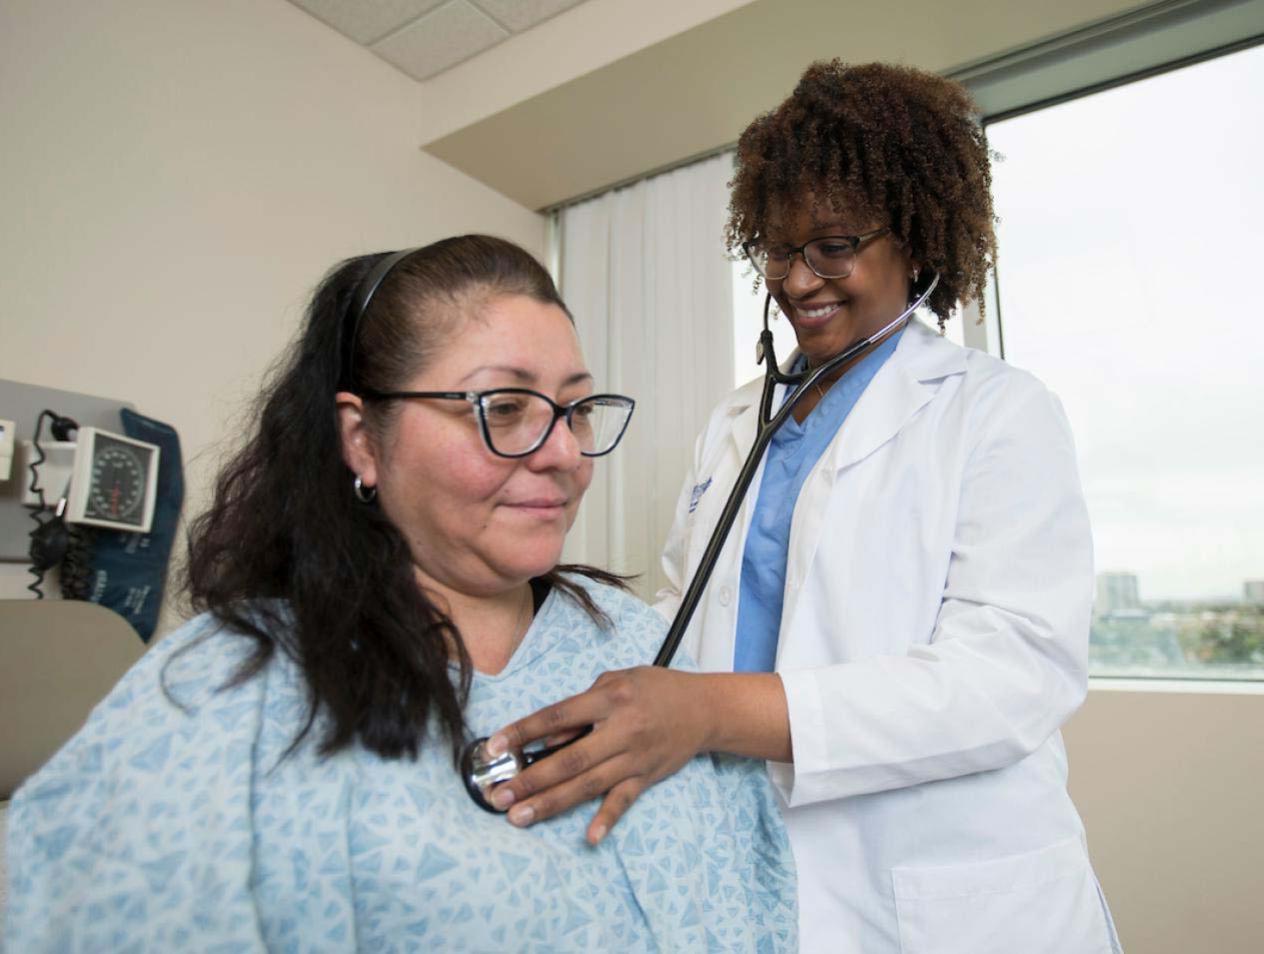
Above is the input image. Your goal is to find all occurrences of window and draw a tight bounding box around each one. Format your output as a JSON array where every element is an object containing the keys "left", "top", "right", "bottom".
[{"left": 986, "top": 43, "right": 1264, "bottom": 679}]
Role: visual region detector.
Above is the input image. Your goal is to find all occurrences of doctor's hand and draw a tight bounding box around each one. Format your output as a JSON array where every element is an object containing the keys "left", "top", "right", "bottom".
[
  {"left": 483, "top": 667, "right": 716, "bottom": 845},
  {"left": 484, "top": 669, "right": 791, "bottom": 844}
]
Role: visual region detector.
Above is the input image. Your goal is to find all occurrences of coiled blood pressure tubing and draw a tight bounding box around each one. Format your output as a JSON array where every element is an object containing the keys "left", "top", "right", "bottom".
[{"left": 461, "top": 274, "right": 939, "bottom": 811}]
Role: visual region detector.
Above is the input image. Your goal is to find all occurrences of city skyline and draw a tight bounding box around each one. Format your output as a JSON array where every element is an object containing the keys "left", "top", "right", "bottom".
[{"left": 1095, "top": 569, "right": 1264, "bottom": 607}]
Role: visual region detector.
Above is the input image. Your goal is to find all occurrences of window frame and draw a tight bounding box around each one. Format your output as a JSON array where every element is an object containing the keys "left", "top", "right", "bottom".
[
  {"left": 957, "top": 0, "right": 1264, "bottom": 358},
  {"left": 968, "top": 4, "right": 1264, "bottom": 686}
]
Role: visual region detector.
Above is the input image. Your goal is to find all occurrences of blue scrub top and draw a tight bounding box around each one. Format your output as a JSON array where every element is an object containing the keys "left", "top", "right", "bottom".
[{"left": 733, "top": 329, "right": 904, "bottom": 672}]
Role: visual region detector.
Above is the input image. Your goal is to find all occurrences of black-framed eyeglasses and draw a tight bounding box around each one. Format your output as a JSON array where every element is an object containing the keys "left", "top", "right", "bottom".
[
  {"left": 743, "top": 226, "right": 891, "bottom": 281},
  {"left": 361, "top": 387, "right": 636, "bottom": 459}
]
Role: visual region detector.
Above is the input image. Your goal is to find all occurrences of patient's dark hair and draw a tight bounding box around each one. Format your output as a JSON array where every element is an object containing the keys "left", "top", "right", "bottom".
[
  {"left": 727, "top": 60, "right": 997, "bottom": 325},
  {"left": 184, "top": 234, "right": 623, "bottom": 763}
]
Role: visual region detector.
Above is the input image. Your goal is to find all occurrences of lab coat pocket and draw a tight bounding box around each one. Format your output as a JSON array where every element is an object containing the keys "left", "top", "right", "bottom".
[{"left": 892, "top": 837, "right": 1117, "bottom": 954}]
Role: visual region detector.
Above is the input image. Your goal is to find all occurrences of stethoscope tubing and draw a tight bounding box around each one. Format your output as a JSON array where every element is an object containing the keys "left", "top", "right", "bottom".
[{"left": 651, "top": 275, "right": 938, "bottom": 668}]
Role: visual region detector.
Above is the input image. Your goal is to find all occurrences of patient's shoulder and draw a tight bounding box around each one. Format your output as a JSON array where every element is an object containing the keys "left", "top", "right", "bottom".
[
  {"left": 18, "top": 609, "right": 282, "bottom": 796},
  {"left": 550, "top": 574, "right": 667, "bottom": 667},
  {"left": 109, "top": 609, "right": 276, "bottom": 713}
]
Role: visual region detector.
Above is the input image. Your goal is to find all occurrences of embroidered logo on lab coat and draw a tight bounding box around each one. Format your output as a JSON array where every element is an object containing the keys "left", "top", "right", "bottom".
[{"left": 688, "top": 477, "right": 712, "bottom": 514}]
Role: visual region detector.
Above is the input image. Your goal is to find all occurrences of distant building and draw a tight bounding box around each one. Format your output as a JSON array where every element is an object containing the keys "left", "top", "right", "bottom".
[
  {"left": 1245, "top": 580, "right": 1264, "bottom": 606},
  {"left": 1096, "top": 572, "right": 1140, "bottom": 617}
]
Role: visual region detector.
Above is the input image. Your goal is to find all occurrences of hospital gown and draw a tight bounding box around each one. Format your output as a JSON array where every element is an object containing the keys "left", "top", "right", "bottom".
[{"left": 4, "top": 580, "right": 796, "bottom": 952}]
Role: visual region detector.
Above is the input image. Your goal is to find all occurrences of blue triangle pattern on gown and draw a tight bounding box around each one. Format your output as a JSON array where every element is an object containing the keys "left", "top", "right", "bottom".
[{"left": 3, "top": 581, "right": 797, "bottom": 951}]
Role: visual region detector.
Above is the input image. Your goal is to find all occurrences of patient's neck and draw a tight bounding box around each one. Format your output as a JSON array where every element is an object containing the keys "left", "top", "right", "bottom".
[{"left": 418, "top": 576, "right": 536, "bottom": 676}]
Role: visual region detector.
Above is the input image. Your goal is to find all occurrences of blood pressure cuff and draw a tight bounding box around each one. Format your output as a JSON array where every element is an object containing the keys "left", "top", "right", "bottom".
[{"left": 87, "top": 408, "right": 184, "bottom": 643}]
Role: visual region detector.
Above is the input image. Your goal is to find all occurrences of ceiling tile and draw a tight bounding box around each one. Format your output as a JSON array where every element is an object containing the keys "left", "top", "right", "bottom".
[
  {"left": 372, "top": 1, "right": 509, "bottom": 81},
  {"left": 288, "top": 0, "right": 447, "bottom": 45},
  {"left": 470, "top": 0, "right": 588, "bottom": 33}
]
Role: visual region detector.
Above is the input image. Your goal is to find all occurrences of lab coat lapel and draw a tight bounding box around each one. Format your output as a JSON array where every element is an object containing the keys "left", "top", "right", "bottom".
[
  {"left": 823, "top": 320, "right": 966, "bottom": 474},
  {"left": 728, "top": 399, "right": 759, "bottom": 462},
  {"left": 779, "top": 321, "right": 967, "bottom": 639}
]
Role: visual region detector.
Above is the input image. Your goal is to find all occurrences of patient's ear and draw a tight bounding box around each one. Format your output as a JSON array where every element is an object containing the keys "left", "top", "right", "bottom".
[{"left": 335, "top": 391, "right": 378, "bottom": 488}]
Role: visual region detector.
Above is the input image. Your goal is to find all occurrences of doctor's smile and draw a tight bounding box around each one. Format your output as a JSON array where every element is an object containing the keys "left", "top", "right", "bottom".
[{"left": 787, "top": 299, "right": 846, "bottom": 326}]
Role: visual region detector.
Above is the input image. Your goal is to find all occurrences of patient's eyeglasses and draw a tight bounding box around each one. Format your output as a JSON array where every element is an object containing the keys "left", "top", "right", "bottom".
[{"left": 361, "top": 387, "right": 635, "bottom": 459}]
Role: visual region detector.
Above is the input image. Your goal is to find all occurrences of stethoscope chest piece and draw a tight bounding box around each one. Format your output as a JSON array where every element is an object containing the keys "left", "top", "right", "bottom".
[
  {"left": 461, "top": 726, "right": 593, "bottom": 813},
  {"left": 461, "top": 736, "right": 525, "bottom": 813}
]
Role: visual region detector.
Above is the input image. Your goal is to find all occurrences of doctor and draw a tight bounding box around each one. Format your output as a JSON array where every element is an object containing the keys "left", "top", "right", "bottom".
[{"left": 486, "top": 61, "right": 1121, "bottom": 953}]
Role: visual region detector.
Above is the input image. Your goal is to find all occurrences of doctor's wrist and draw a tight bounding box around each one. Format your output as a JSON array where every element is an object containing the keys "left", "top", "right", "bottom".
[{"left": 696, "top": 672, "right": 792, "bottom": 763}]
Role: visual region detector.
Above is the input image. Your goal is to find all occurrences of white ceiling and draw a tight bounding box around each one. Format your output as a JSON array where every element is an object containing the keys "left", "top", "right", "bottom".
[{"left": 286, "top": 0, "right": 590, "bottom": 80}]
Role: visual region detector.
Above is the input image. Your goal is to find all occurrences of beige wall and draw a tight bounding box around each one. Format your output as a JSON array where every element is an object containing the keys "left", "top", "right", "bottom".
[
  {"left": 1065, "top": 687, "right": 1264, "bottom": 953},
  {"left": 0, "top": 0, "right": 544, "bottom": 606}
]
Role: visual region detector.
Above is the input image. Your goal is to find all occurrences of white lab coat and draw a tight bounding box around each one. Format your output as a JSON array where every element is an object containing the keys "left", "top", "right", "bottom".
[{"left": 655, "top": 319, "right": 1121, "bottom": 954}]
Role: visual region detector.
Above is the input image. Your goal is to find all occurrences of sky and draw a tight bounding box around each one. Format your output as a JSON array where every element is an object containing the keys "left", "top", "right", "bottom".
[
  {"left": 731, "top": 43, "right": 1263, "bottom": 601},
  {"left": 987, "top": 43, "right": 1263, "bottom": 601}
]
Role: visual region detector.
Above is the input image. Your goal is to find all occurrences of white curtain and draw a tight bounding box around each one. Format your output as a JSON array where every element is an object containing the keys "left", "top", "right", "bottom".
[{"left": 559, "top": 153, "right": 735, "bottom": 600}]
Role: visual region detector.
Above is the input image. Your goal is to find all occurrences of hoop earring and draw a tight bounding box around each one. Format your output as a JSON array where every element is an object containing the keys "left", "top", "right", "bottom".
[{"left": 353, "top": 475, "right": 377, "bottom": 503}]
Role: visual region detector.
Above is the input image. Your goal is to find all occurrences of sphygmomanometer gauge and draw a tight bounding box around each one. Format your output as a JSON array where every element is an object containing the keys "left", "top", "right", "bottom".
[
  {"left": 66, "top": 428, "right": 161, "bottom": 533},
  {"left": 88, "top": 441, "right": 146, "bottom": 522}
]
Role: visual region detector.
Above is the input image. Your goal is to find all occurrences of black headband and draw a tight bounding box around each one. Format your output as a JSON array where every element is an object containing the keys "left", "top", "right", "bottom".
[{"left": 338, "top": 247, "right": 418, "bottom": 393}]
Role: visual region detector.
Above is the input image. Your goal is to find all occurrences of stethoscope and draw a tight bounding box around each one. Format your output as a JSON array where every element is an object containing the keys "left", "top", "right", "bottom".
[{"left": 461, "top": 274, "right": 940, "bottom": 811}]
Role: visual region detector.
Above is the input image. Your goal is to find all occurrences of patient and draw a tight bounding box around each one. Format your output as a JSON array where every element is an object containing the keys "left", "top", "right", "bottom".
[{"left": 4, "top": 236, "right": 796, "bottom": 951}]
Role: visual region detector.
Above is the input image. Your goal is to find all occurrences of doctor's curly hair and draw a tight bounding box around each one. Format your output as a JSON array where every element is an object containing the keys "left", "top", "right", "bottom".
[{"left": 726, "top": 60, "right": 997, "bottom": 325}]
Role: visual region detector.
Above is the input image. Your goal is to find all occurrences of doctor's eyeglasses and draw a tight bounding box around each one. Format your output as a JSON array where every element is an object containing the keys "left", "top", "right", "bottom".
[
  {"left": 361, "top": 387, "right": 636, "bottom": 459},
  {"left": 743, "top": 226, "right": 891, "bottom": 281}
]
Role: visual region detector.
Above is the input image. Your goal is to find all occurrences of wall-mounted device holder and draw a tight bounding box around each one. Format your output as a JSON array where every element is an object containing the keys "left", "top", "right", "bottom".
[
  {"left": 19, "top": 441, "right": 76, "bottom": 508},
  {"left": 1, "top": 381, "right": 140, "bottom": 566},
  {"left": 3, "top": 384, "right": 183, "bottom": 636},
  {"left": 19, "top": 429, "right": 160, "bottom": 534}
]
